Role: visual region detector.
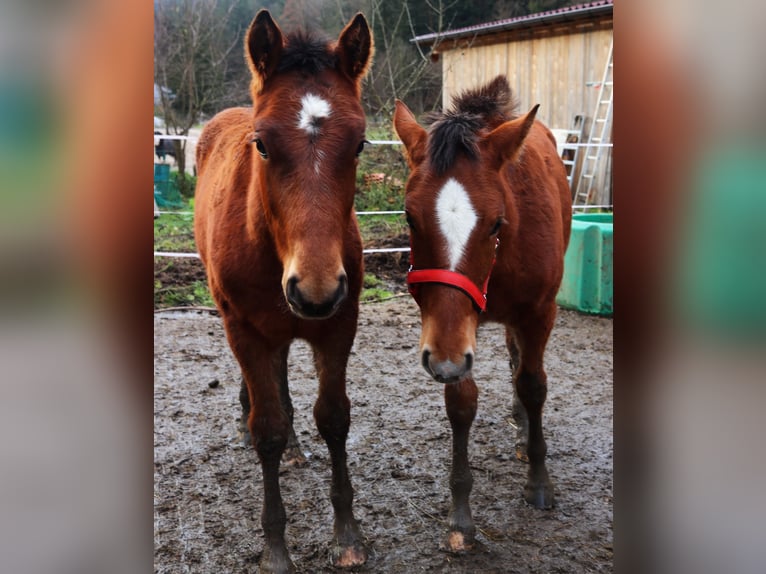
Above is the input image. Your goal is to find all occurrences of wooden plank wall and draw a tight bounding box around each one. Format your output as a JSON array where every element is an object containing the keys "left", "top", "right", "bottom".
[
  {"left": 440, "top": 27, "right": 612, "bottom": 131},
  {"left": 439, "top": 24, "right": 613, "bottom": 205}
]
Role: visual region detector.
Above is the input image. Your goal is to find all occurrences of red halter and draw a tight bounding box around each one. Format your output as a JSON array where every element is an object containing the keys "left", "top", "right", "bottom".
[{"left": 407, "top": 237, "right": 499, "bottom": 313}]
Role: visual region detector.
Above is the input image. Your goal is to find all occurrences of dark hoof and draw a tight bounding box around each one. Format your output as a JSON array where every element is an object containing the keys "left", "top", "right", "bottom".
[
  {"left": 330, "top": 541, "right": 367, "bottom": 569},
  {"left": 524, "top": 480, "right": 555, "bottom": 509},
  {"left": 331, "top": 519, "right": 367, "bottom": 569},
  {"left": 260, "top": 545, "right": 295, "bottom": 574}
]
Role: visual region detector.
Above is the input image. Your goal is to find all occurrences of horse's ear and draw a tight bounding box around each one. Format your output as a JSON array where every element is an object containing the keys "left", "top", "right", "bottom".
[
  {"left": 336, "top": 13, "right": 374, "bottom": 89},
  {"left": 394, "top": 100, "right": 427, "bottom": 168},
  {"left": 486, "top": 104, "right": 539, "bottom": 169},
  {"left": 245, "top": 10, "right": 284, "bottom": 94}
]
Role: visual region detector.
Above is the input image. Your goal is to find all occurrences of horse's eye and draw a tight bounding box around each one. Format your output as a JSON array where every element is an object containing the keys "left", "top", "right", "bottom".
[
  {"left": 254, "top": 138, "right": 268, "bottom": 159},
  {"left": 490, "top": 217, "right": 504, "bottom": 236},
  {"left": 356, "top": 139, "right": 368, "bottom": 157}
]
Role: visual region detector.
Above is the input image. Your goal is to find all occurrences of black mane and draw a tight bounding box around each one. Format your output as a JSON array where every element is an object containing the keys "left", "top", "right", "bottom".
[
  {"left": 427, "top": 75, "right": 519, "bottom": 175},
  {"left": 277, "top": 30, "right": 337, "bottom": 75}
]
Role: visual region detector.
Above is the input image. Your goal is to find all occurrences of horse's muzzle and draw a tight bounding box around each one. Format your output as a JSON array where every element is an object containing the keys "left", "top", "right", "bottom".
[
  {"left": 421, "top": 349, "right": 474, "bottom": 384},
  {"left": 285, "top": 273, "right": 348, "bottom": 319}
]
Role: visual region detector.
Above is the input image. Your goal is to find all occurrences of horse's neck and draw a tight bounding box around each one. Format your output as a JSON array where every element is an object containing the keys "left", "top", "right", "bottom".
[
  {"left": 502, "top": 167, "right": 522, "bottom": 238},
  {"left": 245, "top": 176, "right": 272, "bottom": 245}
]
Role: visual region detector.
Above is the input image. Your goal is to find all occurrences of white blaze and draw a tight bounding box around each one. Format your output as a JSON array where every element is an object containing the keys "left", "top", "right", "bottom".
[
  {"left": 435, "top": 178, "right": 477, "bottom": 270},
  {"left": 298, "top": 93, "right": 331, "bottom": 135}
]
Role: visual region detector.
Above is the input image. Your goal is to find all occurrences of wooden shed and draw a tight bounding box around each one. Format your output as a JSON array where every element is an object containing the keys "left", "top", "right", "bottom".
[{"left": 413, "top": 0, "right": 613, "bottom": 205}]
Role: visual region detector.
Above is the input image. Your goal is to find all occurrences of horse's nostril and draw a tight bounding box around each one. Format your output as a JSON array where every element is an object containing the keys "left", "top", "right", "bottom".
[
  {"left": 422, "top": 350, "right": 431, "bottom": 373},
  {"left": 286, "top": 276, "right": 300, "bottom": 306},
  {"left": 465, "top": 352, "right": 474, "bottom": 372},
  {"left": 422, "top": 351, "right": 471, "bottom": 384},
  {"left": 337, "top": 273, "right": 348, "bottom": 299},
  {"left": 284, "top": 273, "right": 348, "bottom": 319}
]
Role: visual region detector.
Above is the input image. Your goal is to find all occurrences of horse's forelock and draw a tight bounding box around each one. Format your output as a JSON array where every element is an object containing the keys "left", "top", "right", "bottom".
[
  {"left": 277, "top": 29, "right": 337, "bottom": 75},
  {"left": 452, "top": 76, "right": 519, "bottom": 123},
  {"left": 425, "top": 77, "right": 521, "bottom": 175},
  {"left": 426, "top": 113, "right": 483, "bottom": 176}
]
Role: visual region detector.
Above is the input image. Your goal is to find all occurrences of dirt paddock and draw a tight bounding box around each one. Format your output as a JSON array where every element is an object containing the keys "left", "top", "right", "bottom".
[{"left": 154, "top": 297, "right": 612, "bottom": 573}]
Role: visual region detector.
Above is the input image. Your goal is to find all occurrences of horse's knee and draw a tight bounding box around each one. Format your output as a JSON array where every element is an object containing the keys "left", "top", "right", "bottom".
[
  {"left": 514, "top": 369, "right": 547, "bottom": 411},
  {"left": 250, "top": 412, "right": 290, "bottom": 461},
  {"left": 253, "top": 432, "right": 289, "bottom": 462},
  {"left": 313, "top": 394, "right": 351, "bottom": 443}
]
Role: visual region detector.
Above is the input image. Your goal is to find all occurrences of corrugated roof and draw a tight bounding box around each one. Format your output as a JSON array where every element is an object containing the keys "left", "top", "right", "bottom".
[{"left": 412, "top": 0, "right": 613, "bottom": 45}]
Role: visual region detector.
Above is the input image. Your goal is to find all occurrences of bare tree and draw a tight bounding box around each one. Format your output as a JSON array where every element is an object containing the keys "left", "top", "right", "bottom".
[
  {"left": 280, "top": 0, "right": 325, "bottom": 31},
  {"left": 154, "top": 0, "right": 243, "bottom": 194},
  {"left": 363, "top": 0, "right": 457, "bottom": 119}
]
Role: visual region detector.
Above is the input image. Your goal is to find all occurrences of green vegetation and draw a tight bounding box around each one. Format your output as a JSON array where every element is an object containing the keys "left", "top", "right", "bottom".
[
  {"left": 153, "top": 209, "right": 195, "bottom": 253},
  {"left": 355, "top": 125, "right": 407, "bottom": 212},
  {"left": 356, "top": 182, "right": 404, "bottom": 212},
  {"left": 173, "top": 170, "right": 197, "bottom": 201},
  {"left": 154, "top": 278, "right": 214, "bottom": 308},
  {"left": 361, "top": 273, "right": 394, "bottom": 303},
  {"left": 154, "top": 266, "right": 213, "bottom": 309},
  {"left": 154, "top": 198, "right": 209, "bottom": 308},
  {"left": 357, "top": 213, "right": 408, "bottom": 242}
]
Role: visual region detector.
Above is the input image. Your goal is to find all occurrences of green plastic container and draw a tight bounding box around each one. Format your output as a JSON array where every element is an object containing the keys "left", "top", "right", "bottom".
[
  {"left": 153, "top": 163, "right": 184, "bottom": 208},
  {"left": 674, "top": 147, "right": 766, "bottom": 338},
  {"left": 556, "top": 212, "right": 613, "bottom": 315}
]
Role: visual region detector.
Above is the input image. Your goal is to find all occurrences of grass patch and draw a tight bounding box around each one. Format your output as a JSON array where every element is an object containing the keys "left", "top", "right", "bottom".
[
  {"left": 355, "top": 128, "right": 407, "bottom": 213},
  {"left": 357, "top": 213, "right": 408, "bottom": 243},
  {"left": 154, "top": 208, "right": 196, "bottom": 253},
  {"left": 361, "top": 273, "right": 394, "bottom": 303},
  {"left": 355, "top": 182, "right": 404, "bottom": 212},
  {"left": 173, "top": 170, "right": 197, "bottom": 201},
  {"left": 154, "top": 278, "right": 213, "bottom": 308}
]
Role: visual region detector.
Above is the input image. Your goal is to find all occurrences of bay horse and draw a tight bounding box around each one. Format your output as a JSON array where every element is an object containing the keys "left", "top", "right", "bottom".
[
  {"left": 194, "top": 10, "right": 373, "bottom": 573},
  {"left": 393, "top": 75, "right": 571, "bottom": 552}
]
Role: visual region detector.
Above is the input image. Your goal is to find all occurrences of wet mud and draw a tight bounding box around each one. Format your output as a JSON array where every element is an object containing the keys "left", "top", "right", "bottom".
[{"left": 154, "top": 297, "right": 612, "bottom": 573}]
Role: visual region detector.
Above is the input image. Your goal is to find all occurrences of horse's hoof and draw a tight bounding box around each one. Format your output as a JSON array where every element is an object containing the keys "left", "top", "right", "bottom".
[
  {"left": 524, "top": 481, "right": 555, "bottom": 509},
  {"left": 440, "top": 530, "right": 475, "bottom": 554},
  {"left": 331, "top": 542, "right": 367, "bottom": 569},
  {"left": 259, "top": 546, "right": 295, "bottom": 574}
]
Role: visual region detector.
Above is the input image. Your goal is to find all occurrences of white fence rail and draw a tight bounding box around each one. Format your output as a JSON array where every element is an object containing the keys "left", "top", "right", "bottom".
[{"left": 154, "top": 134, "right": 611, "bottom": 259}]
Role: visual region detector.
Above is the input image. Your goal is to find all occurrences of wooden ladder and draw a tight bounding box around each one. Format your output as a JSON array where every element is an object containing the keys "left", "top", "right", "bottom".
[{"left": 574, "top": 38, "right": 613, "bottom": 206}]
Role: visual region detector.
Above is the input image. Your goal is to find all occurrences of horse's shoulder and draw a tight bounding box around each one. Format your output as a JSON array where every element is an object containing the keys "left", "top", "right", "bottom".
[
  {"left": 511, "top": 123, "right": 566, "bottom": 188},
  {"left": 506, "top": 122, "right": 568, "bottom": 212}
]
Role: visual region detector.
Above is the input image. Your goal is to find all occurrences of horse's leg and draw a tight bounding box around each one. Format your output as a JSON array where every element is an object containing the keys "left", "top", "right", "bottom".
[
  {"left": 277, "top": 347, "right": 307, "bottom": 466},
  {"left": 239, "top": 349, "right": 305, "bottom": 464},
  {"left": 442, "top": 376, "right": 479, "bottom": 552},
  {"left": 225, "top": 318, "right": 294, "bottom": 574},
  {"left": 507, "top": 328, "right": 521, "bottom": 373},
  {"left": 312, "top": 336, "right": 367, "bottom": 568},
  {"left": 513, "top": 304, "right": 557, "bottom": 509},
  {"left": 238, "top": 375, "right": 251, "bottom": 445},
  {"left": 505, "top": 328, "right": 529, "bottom": 462}
]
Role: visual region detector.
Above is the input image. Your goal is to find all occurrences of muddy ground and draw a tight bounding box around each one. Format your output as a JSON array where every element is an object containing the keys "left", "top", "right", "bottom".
[{"left": 154, "top": 280, "right": 612, "bottom": 573}]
